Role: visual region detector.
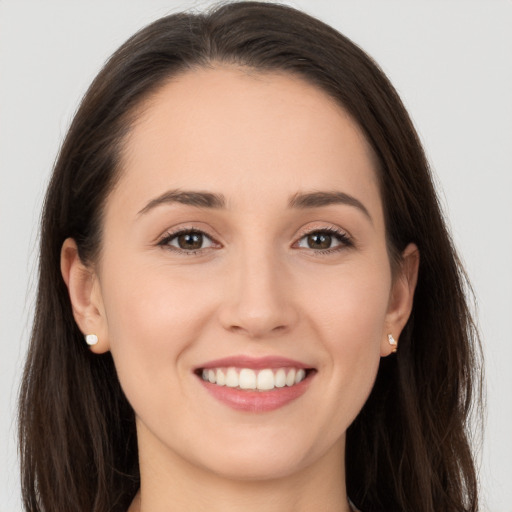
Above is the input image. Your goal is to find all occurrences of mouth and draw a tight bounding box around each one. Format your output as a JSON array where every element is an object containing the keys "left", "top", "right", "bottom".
[
  {"left": 195, "top": 366, "right": 313, "bottom": 391},
  {"left": 194, "top": 356, "right": 316, "bottom": 412}
]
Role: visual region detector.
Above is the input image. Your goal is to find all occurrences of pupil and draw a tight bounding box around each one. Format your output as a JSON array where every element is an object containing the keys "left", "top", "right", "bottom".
[
  {"left": 308, "top": 233, "right": 331, "bottom": 249},
  {"left": 178, "top": 232, "right": 202, "bottom": 250}
]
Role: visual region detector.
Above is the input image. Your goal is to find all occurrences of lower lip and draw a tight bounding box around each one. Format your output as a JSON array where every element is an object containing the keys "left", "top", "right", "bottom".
[{"left": 198, "top": 373, "right": 314, "bottom": 412}]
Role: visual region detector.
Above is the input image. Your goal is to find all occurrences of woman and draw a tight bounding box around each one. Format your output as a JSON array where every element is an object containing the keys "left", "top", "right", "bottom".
[{"left": 18, "top": 2, "right": 482, "bottom": 511}]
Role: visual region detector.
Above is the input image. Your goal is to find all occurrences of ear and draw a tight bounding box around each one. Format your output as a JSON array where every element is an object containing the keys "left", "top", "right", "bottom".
[
  {"left": 381, "top": 243, "right": 419, "bottom": 357},
  {"left": 60, "top": 238, "right": 110, "bottom": 354}
]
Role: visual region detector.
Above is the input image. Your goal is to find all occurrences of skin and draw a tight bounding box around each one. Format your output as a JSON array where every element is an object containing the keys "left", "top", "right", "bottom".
[{"left": 61, "top": 66, "right": 419, "bottom": 512}]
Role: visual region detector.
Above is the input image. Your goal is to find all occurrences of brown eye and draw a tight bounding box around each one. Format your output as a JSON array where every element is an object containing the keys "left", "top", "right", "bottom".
[
  {"left": 296, "top": 228, "right": 352, "bottom": 252},
  {"left": 307, "top": 233, "right": 332, "bottom": 249},
  {"left": 160, "top": 230, "right": 216, "bottom": 252},
  {"left": 177, "top": 232, "right": 203, "bottom": 250}
]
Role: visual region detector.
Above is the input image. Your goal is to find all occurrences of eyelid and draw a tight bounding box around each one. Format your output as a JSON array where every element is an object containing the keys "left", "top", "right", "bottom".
[
  {"left": 293, "top": 224, "right": 354, "bottom": 253},
  {"left": 294, "top": 223, "right": 351, "bottom": 240},
  {"left": 157, "top": 226, "right": 221, "bottom": 254},
  {"left": 156, "top": 223, "right": 353, "bottom": 255}
]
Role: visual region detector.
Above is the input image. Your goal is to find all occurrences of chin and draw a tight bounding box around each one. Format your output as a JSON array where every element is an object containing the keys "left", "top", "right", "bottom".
[
  {"left": 199, "top": 451, "right": 310, "bottom": 482},
  {"left": 187, "top": 429, "right": 332, "bottom": 482}
]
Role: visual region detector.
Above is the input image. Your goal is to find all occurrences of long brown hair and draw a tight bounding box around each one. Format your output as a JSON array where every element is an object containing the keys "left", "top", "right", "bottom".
[{"left": 19, "top": 2, "right": 482, "bottom": 511}]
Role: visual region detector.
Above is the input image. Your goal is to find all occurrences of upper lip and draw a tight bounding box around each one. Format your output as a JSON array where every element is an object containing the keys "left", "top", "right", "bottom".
[{"left": 196, "top": 355, "right": 312, "bottom": 371}]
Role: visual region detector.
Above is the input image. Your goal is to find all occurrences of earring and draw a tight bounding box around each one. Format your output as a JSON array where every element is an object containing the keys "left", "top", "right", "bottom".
[
  {"left": 388, "top": 333, "right": 397, "bottom": 353},
  {"left": 85, "top": 334, "right": 98, "bottom": 346}
]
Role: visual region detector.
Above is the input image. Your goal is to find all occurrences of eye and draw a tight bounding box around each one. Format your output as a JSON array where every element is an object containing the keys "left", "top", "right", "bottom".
[
  {"left": 158, "top": 229, "right": 217, "bottom": 253},
  {"left": 295, "top": 228, "right": 353, "bottom": 253}
]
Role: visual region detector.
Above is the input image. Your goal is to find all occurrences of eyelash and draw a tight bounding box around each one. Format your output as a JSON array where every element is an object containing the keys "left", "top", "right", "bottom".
[
  {"left": 295, "top": 226, "right": 354, "bottom": 255},
  {"left": 157, "top": 226, "right": 353, "bottom": 256}
]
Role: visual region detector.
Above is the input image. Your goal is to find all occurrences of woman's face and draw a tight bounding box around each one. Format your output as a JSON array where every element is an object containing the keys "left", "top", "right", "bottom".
[{"left": 69, "top": 67, "right": 416, "bottom": 482}]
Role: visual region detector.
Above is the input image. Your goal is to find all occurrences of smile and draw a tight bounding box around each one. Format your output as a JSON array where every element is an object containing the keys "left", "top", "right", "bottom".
[
  {"left": 200, "top": 367, "right": 307, "bottom": 391},
  {"left": 195, "top": 356, "right": 316, "bottom": 412}
]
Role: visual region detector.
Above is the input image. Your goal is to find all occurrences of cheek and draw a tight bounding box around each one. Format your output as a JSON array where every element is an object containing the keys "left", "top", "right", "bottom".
[
  {"left": 99, "top": 261, "right": 217, "bottom": 396},
  {"left": 304, "top": 255, "right": 391, "bottom": 347},
  {"left": 301, "top": 258, "right": 391, "bottom": 421}
]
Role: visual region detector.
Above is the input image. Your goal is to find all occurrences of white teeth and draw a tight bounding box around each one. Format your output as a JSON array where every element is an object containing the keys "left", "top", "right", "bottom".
[
  {"left": 216, "top": 368, "right": 226, "bottom": 386},
  {"left": 200, "top": 366, "right": 308, "bottom": 390},
  {"left": 239, "top": 369, "right": 257, "bottom": 389},
  {"left": 225, "top": 368, "right": 238, "bottom": 388},
  {"left": 285, "top": 368, "right": 296, "bottom": 387},
  {"left": 275, "top": 368, "right": 286, "bottom": 388},
  {"left": 257, "top": 369, "right": 275, "bottom": 390}
]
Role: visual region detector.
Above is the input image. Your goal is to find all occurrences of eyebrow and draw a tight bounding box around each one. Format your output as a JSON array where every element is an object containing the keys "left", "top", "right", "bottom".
[
  {"left": 137, "top": 190, "right": 226, "bottom": 215},
  {"left": 137, "top": 189, "right": 371, "bottom": 222},
  {"left": 288, "top": 191, "right": 372, "bottom": 221}
]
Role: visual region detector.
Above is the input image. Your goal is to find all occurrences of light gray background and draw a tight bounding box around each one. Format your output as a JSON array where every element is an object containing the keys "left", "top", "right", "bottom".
[{"left": 1, "top": 1, "right": 511, "bottom": 510}]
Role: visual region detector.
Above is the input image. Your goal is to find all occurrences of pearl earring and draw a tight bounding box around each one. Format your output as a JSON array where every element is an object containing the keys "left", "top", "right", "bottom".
[
  {"left": 388, "top": 333, "right": 397, "bottom": 353},
  {"left": 85, "top": 334, "right": 98, "bottom": 346}
]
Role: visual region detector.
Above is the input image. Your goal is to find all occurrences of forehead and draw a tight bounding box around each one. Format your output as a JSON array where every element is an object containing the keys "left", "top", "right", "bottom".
[{"left": 114, "top": 65, "right": 381, "bottom": 217}]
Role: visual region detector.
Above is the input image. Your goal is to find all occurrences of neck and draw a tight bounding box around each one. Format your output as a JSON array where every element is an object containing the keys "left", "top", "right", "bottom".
[{"left": 130, "top": 426, "right": 350, "bottom": 512}]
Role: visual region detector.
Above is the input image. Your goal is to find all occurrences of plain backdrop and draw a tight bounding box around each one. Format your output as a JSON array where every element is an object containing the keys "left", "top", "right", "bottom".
[{"left": 1, "top": 1, "right": 511, "bottom": 511}]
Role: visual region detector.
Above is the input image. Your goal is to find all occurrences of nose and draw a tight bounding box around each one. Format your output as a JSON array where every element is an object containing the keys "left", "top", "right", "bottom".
[{"left": 218, "top": 246, "right": 298, "bottom": 339}]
